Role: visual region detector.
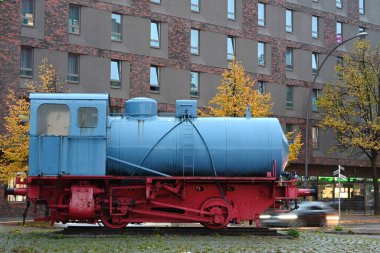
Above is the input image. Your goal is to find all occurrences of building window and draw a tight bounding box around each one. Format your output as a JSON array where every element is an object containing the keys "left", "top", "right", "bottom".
[
  {"left": 191, "top": 29, "right": 199, "bottom": 55},
  {"left": 22, "top": 0, "right": 34, "bottom": 26},
  {"left": 67, "top": 53, "right": 79, "bottom": 83},
  {"left": 312, "top": 16, "right": 319, "bottom": 38},
  {"left": 69, "top": 5, "right": 80, "bottom": 35},
  {"left": 286, "top": 47, "right": 293, "bottom": 71},
  {"left": 312, "top": 52, "right": 319, "bottom": 74},
  {"left": 336, "top": 22, "right": 343, "bottom": 43},
  {"left": 110, "top": 59, "right": 121, "bottom": 87},
  {"left": 257, "top": 42, "right": 265, "bottom": 66},
  {"left": 286, "top": 86, "right": 294, "bottom": 109},
  {"left": 286, "top": 9, "right": 293, "bottom": 33},
  {"left": 227, "top": 36, "right": 235, "bottom": 61},
  {"left": 336, "top": 56, "right": 343, "bottom": 79},
  {"left": 336, "top": 0, "right": 342, "bottom": 8},
  {"left": 285, "top": 123, "right": 293, "bottom": 134},
  {"left": 20, "top": 46, "right": 33, "bottom": 77},
  {"left": 151, "top": 0, "right": 161, "bottom": 4},
  {"left": 258, "top": 2, "right": 266, "bottom": 27},
  {"left": 150, "top": 65, "right": 160, "bottom": 92},
  {"left": 228, "top": 0, "right": 235, "bottom": 20},
  {"left": 191, "top": 0, "right": 200, "bottom": 12},
  {"left": 359, "top": 0, "right": 365, "bottom": 14},
  {"left": 190, "top": 71, "right": 199, "bottom": 97},
  {"left": 312, "top": 126, "right": 319, "bottom": 149},
  {"left": 111, "top": 13, "right": 122, "bottom": 41},
  {"left": 312, "top": 89, "right": 320, "bottom": 112},
  {"left": 69, "top": 4, "right": 80, "bottom": 34},
  {"left": 257, "top": 81, "right": 265, "bottom": 94},
  {"left": 150, "top": 21, "right": 160, "bottom": 48}
]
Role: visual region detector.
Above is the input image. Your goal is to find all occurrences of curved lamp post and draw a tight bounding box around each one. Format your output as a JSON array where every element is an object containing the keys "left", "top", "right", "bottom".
[{"left": 304, "top": 31, "right": 368, "bottom": 187}]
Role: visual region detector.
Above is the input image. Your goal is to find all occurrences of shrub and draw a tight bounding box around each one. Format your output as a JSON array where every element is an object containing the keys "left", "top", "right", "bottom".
[
  {"left": 286, "top": 228, "right": 300, "bottom": 238},
  {"left": 334, "top": 225, "right": 343, "bottom": 231}
]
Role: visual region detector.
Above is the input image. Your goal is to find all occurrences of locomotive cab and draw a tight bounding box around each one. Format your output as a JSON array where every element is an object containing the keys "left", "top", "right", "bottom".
[{"left": 29, "top": 93, "right": 109, "bottom": 176}]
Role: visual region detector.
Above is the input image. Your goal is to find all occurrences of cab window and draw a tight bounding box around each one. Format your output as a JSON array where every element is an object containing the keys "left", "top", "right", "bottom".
[
  {"left": 78, "top": 107, "right": 98, "bottom": 128},
  {"left": 37, "top": 104, "right": 70, "bottom": 136}
]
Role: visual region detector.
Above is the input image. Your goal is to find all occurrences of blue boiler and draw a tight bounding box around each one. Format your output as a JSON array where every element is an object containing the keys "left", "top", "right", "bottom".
[{"left": 106, "top": 98, "right": 289, "bottom": 178}]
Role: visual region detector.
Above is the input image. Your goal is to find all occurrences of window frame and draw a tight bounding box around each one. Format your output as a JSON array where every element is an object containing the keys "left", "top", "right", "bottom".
[
  {"left": 227, "top": 0, "right": 236, "bottom": 20},
  {"left": 336, "top": 56, "right": 343, "bottom": 79},
  {"left": 20, "top": 46, "right": 33, "bottom": 78},
  {"left": 110, "top": 59, "right": 122, "bottom": 88},
  {"left": 190, "top": 71, "right": 200, "bottom": 97},
  {"left": 257, "top": 81, "right": 265, "bottom": 94},
  {"left": 68, "top": 4, "right": 80, "bottom": 35},
  {"left": 359, "top": 0, "right": 365, "bottom": 14},
  {"left": 77, "top": 107, "right": 98, "bottom": 128},
  {"left": 312, "top": 126, "right": 319, "bottom": 149},
  {"left": 285, "top": 9, "right": 293, "bottom": 33},
  {"left": 285, "top": 123, "right": 293, "bottom": 134},
  {"left": 336, "top": 21, "right": 343, "bottom": 43},
  {"left": 312, "top": 16, "right": 319, "bottom": 39},
  {"left": 191, "top": 29, "right": 200, "bottom": 55},
  {"left": 312, "top": 52, "right": 319, "bottom": 74},
  {"left": 37, "top": 104, "right": 70, "bottom": 136},
  {"left": 312, "top": 89, "right": 320, "bottom": 112},
  {"left": 286, "top": 47, "right": 293, "bottom": 71},
  {"left": 258, "top": 2, "right": 266, "bottom": 27},
  {"left": 336, "top": 0, "right": 342, "bottom": 9},
  {"left": 150, "top": 21, "right": 161, "bottom": 48},
  {"left": 191, "top": 0, "right": 200, "bottom": 13},
  {"left": 150, "top": 65, "right": 160, "bottom": 92},
  {"left": 257, "top": 41, "right": 266, "bottom": 66},
  {"left": 22, "top": 0, "right": 35, "bottom": 27},
  {"left": 227, "top": 36, "right": 235, "bottom": 61},
  {"left": 67, "top": 53, "right": 80, "bottom": 83},
  {"left": 286, "top": 85, "right": 294, "bottom": 109},
  {"left": 111, "top": 13, "right": 122, "bottom": 42}
]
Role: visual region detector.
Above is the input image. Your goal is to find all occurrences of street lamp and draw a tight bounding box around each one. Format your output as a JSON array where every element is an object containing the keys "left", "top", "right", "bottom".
[{"left": 303, "top": 31, "right": 368, "bottom": 187}]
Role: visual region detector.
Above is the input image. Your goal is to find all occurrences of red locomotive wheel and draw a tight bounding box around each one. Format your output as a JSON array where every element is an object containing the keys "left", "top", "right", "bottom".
[
  {"left": 100, "top": 214, "right": 128, "bottom": 229},
  {"left": 200, "top": 197, "right": 232, "bottom": 230}
]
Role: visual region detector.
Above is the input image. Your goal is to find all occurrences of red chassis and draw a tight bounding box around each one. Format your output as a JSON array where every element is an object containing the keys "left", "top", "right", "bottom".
[{"left": 11, "top": 175, "right": 308, "bottom": 230}]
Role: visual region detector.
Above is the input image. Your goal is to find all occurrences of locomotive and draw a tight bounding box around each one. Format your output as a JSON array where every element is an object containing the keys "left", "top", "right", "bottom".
[{"left": 6, "top": 93, "right": 312, "bottom": 229}]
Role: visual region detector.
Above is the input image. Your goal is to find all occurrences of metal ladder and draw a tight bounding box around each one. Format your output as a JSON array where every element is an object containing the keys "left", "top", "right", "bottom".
[{"left": 182, "top": 120, "right": 194, "bottom": 176}]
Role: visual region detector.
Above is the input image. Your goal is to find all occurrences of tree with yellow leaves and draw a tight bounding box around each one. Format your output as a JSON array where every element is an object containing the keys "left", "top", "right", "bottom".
[
  {"left": 316, "top": 40, "right": 380, "bottom": 214},
  {"left": 204, "top": 58, "right": 272, "bottom": 117},
  {"left": 286, "top": 131, "right": 303, "bottom": 162},
  {"left": 0, "top": 58, "right": 66, "bottom": 184},
  {"left": 204, "top": 58, "right": 303, "bottom": 162}
]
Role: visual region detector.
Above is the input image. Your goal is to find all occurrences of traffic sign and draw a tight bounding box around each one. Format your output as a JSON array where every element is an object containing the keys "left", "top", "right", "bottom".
[
  {"left": 333, "top": 169, "right": 340, "bottom": 175},
  {"left": 338, "top": 165, "right": 345, "bottom": 171},
  {"left": 339, "top": 174, "right": 347, "bottom": 180}
]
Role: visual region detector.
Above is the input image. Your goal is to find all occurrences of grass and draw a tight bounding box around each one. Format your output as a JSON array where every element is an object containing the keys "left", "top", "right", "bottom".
[
  {"left": 0, "top": 225, "right": 379, "bottom": 253},
  {"left": 334, "top": 225, "right": 344, "bottom": 231},
  {"left": 286, "top": 228, "right": 300, "bottom": 238}
]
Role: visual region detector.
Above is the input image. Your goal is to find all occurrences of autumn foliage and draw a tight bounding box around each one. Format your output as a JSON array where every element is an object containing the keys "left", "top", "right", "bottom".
[
  {"left": 0, "top": 59, "right": 66, "bottom": 184},
  {"left": 203, "top": 58, "right": 302, "bottom": 162},
  {"left": 203, "top": 58, "right": 272, "bottom": 117},
  {"left": 316, "top": 40, "right": 380, "bottom": 214},
  {"left": 286, "top": 131, "right": 303, "bottom": 162}
]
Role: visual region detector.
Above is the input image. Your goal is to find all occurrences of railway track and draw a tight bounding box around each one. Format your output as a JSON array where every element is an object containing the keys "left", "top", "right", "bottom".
[{"left": 59, "top": 226, "right": 281, "bottom": 236}]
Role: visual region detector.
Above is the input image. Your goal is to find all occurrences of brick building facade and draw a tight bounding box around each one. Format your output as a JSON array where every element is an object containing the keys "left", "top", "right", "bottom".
[{"left": 1, "top": 0, "right": 379, "bottom": 216}]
